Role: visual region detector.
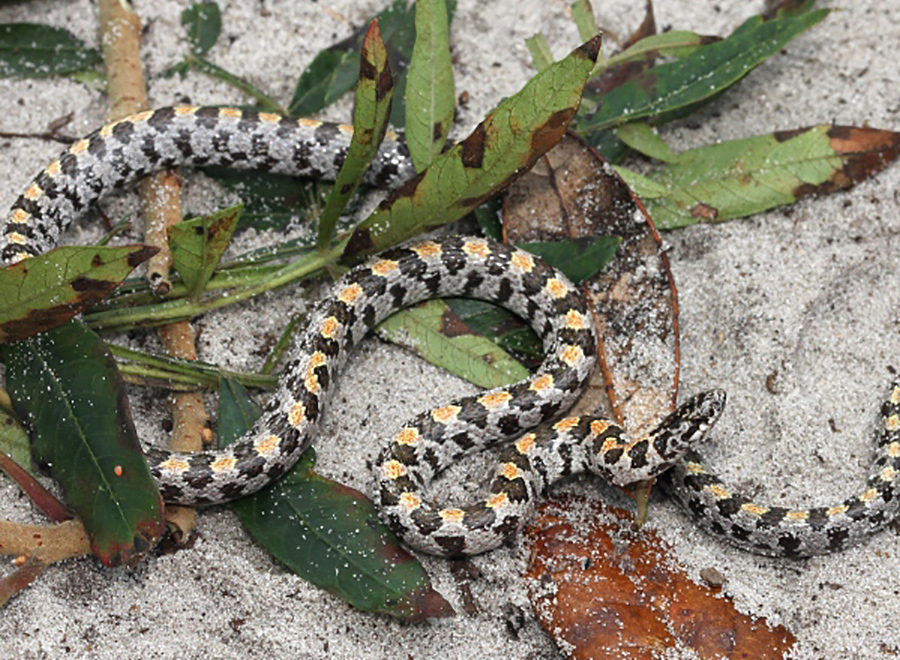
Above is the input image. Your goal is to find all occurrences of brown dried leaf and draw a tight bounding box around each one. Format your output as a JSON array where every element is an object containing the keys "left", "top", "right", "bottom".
[
  {"left": 524, "top": 495, "right": 797, "bottom": 659},
  {"left": 586, "top": 0, "right": 657, "bottom": 96},
  {"left": 503, "top": 133, "right": 678, "bottom": 436}
]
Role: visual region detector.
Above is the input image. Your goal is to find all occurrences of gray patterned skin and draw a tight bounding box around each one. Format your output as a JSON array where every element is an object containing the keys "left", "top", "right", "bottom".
[
  {"left": 2, "top": 105, "right": 897, "bottom": 557},
  {"left": 662, "top": 381, "right": 900, "bottom": 557}
]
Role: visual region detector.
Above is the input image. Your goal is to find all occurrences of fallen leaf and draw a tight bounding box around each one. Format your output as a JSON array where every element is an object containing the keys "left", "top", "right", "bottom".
[{"left": 524, "top": 495, "right": 797, "bottom": 659}]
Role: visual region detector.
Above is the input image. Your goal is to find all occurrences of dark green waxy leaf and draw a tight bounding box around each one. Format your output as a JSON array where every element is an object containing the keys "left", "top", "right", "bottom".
[
  {"left": 444, "top": 298, "right": 543, "bottom": 368},
  {"left": 2, "top": 320, "right": 165, "bottom": 566},
  {"left": 0, "top": 24, "right": 101, "bottom": 78},
  {"left": 182, "top": 2, "right": 222, "bottom": 58},
  {"left": 288, "top": 0, "right": 456, "bottom": 122},
  {"left": 518, "top": 236, "right": 620, "bottom": 285},
  {"left": 168, "top": 205, "right": 242, "bottom": 300},
  {"left": 220, "top": 379, "right": 453, "bottom": 621},
  {"left": 0, "top": 405, "right": 33, "bottom": 477},
  {"left": 616, "top": 125, "right": 900, "bottom": 229},
  {"left": 0, "top": 245, "right": 157, "bottom": 343},
  {"left": 577, "top": 10, "right": 829, "bottom": 134},
  {"left": 343, "top": 35, "right": 601, "bottom": 261},
  {"left": 377, "top": 299, "right": 530, "bottom": 388},
  {"left": 202, "top": 168, "right": 330, "bottom": 232},
  {"left": 317, "top": 20, "right": 394, "bottom": 250},
  {"left": 405, "top": 0, "right": 455, "bottom": 171}
]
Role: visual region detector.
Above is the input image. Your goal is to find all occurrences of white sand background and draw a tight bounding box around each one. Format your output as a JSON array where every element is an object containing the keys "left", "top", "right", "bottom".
[{"left": 1, "top": 0, "right": 899, "bottom": 657}]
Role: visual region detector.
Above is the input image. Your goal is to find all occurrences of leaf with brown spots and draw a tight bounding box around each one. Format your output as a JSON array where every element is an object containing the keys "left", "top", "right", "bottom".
[
  {"left": 524, "top": 495, "right": 797, "bottom": 659},
  {"left": 616, "top": 125, "right": 900, "bottom": 230},
  {"left": 376, "top": 299, "right": 530, "bottom": 389},
  {"left": 341, "top": 35, "right": 601, "bottom": 261},
  {"left": 0, "top": 244, "right": 157, "bottom": 343},
  {"left": 504, "top": 134, "right": 679, "bottom": 437},
  {"left": 316, "top": 19, "right": 394, "bottom": 250}
]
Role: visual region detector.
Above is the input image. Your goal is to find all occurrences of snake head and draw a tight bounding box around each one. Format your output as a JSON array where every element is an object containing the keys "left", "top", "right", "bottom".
[{"left": 585, "top": 389, "right": 727, "bottom": 486}]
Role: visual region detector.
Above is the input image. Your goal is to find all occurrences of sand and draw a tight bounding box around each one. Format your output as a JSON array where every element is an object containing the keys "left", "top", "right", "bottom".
[{"left": 1, "top": 0, "right": 899, "bottom": 658}]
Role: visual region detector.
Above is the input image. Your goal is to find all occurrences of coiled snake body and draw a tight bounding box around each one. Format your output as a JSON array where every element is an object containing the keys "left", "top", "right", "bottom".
[{"left": 2, "top": 106, "right": 898, "bottom": 557}]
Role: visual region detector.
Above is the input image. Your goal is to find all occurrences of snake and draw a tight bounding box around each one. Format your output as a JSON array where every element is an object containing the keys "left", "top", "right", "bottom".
[{"left": 1, "top": 106, "right": 898, "bottom": 558}]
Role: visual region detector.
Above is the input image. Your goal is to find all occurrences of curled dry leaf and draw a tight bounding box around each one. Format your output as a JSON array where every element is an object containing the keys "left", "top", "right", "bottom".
[
  {"left": 524, "top": 495, "right": 797, "bottom": 659},
  {"left": 503, "top": 133, "right": 678, "bottom": 436}
]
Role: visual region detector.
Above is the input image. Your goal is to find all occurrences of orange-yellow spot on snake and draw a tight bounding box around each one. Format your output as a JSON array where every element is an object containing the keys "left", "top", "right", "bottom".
[
  {"left": 219, "top": 107, "right": 243, "bottom": 119},
  {"left": 889, "top": 442, "right": 900, "bottom": 458},
  {"left": 565, "top": 309, "right": 587, "bottom": 330},
  {"left": 320, "top": 316, "right": 340, "bottom": 339},
  {"left": 560, "top": 345, "right": 584, "bottom": 367},
  {"left": 861, "top": 488, "right": 880, "bottom": 502},
  {"left": 882, "top": 466, "right": 897, "bottom": 481},
  {"left": 499, "top": 462, "right": 523, "bottom": 481},
  {"left": 886, "top": 415, "right": 900, "bottom": 432},
  {"left": 255, "top": 435, "right": 281, "bottom": 456},
  {"left": 210, "top": 456, "right": 238, "bottom": 473},
  {"left": 515, "top": 433, "right": 536, "bottom": 454},
  {"left": 530, "top": 374, "right": 554, "bottom": 392},
  {"left": 439, "top": 508, "right": 466, "bottom": 524},
  {"left": 382, "top": 460, "right": 407, "bottom": 480},
  {"left": 707, "top": 484, "right": 731, "bottom": 499},
  {"left": 398, "top": 492, "right": 421, "bottom": 509},
  {"left": 298, "top": 118, "right": 321, "bottom": 128},
  {"left": 740, "top": 503, "right": 769, "bottom": 516},
  {"left": 826, "top": 505, "right": 849, "bottom": 517},
  {"left": 24, "top": 184, "right": 43, "bottom": 200},
  {"left": 160, "top": 457, "right": 191, "bottom": 473},
  {"left": 371, "top": 259, "right": 399, "bottom": 276},
  {"left": 309, "top": 351, "right": 327, "bottom": 369},
  {"left": 132, "top": 110, "right": 154, "bottom": 121},
  {"left": 479, "top": 391, "right": 512, "bottom": 409},
  {"left": 6, "top": 232, "right": 27, "bottom": 245},
  {"left": 259, "top": 112, "right": 281, "bottom": 123},
  {"left": 46, "top": 160, "right": 61, "bottom": 177},
  {"left": 395, "top": 427, "right": 421, "bottom": 446},
  {"left": 590, "top": 419, "right": 611, "bottom": 436},
  {"left": 173, "top": 106, "right": 199, "bottom": 116},
  {"left": 412, "top": 241, "right": 442, "bottom": 259},
  {"left": 10, "top": 209, "right": 30, "bottom": 224},
  {"left": 510, "top": 252, "right": 534, "bottom": 272},
  {"left": 553, "top": 417, "right": 580, "bottom": 432},
  {"left": 544, "top": 277, "right": 568, "bottom": 299},
  {"left": 288, "top": 401, "right": 306, "bottom": 429},
  {"left": 338, "top": 283, "right": 364, "bottom": 304},
  {"left": 70, "top": 139, "right": 90, "bottom": 155},
  {"left": 432, "top": 404, "right": 461, "bottom": 424},
  {"left": 785, "top": 510, "right": 809, "bottom": 521},
  {"left": 486, "top": 492, "right": 509, "bottom": 509},
  {"left": 462, "top": 240, "right": 490, "bottom": 258}
]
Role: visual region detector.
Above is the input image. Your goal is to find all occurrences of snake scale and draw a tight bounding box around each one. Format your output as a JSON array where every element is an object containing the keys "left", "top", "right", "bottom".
[{"left": 2, "top": 106, "right": 899, "bottom": 557}]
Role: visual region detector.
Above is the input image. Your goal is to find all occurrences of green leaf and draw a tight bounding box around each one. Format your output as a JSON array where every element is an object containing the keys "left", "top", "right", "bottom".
[
  {"left": 317, "top": 20, "right": 394, "bottom": 250},
  {"left": 2, "top": 320, "right": 165, "bottom": 566},
  {"left": 0, "top": 24, "right": 101, "bottom": 78},
  {"left": 571, "top": 0, "right": 600, "bottom": 43},
  {"left": 288, "top": 0, "right": 456, "bottom": 122},
  {"left": 518, "top": 236, "right": 620, "bottom": 285},
  {"left": 202, "top": 168, "right": 330, "bottom": 232},
  {"left": 0, "top": 406, "right": 33, "bottom": 477},
  {"left": 168, "top": 205, "right": 242, "bottom": 301},
  {"left": 220, "top": 379, "right": 453, "bottom": 621},
  {"left": 615, "top": 122, "right": 678, "bottom": 162},
  {"left": 343, "top": 36, "right": 601, "bottom": 260},
  {"left": 577, "top": 10, "right": 829, "bottom": 134},
  {"left": 182, "top": 2, "right": 222, "bottom": 57},
  {"left": 525, "top": 33, "right": 554, "bottom": 72},
  {"left": 444, "top": 298, "right": 543, "bottom": 368},
  {"left": 405, "top": 0, "right": 455, "bottom": 171},
  {"left": 0, "top": 245, "right": 157, "bottom": 343},
  {"left": 616, "top": 125, "right": 900, "bottom": 229},
  {"left": 603, "top": 31, "right": 714, "bottom": 67},
  {"left": 377, "top": 299, "right": 530, "bottom": 388}
]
